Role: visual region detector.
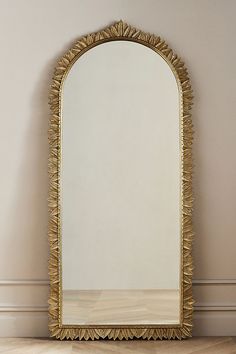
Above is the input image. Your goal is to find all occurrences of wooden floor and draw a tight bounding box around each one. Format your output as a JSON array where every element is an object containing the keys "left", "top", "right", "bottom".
[
  {"left": 0, "top": 338, "right": 236, "bottom": 353},
  {"left": 62, "top": 289, "right": 180, "bottom": 325}
]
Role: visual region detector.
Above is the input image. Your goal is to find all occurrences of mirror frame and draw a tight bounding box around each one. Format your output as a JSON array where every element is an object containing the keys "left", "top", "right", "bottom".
[{"left": 48, "top": 21, "right": 194, "bottom": 340}]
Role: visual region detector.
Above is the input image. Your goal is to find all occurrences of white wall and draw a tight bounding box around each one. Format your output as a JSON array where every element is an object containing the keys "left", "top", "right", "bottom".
[{"left": 0, "top": 0, "right": 235, "bottom": 337}]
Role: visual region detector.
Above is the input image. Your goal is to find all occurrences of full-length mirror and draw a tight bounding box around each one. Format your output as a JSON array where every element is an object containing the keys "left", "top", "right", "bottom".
[{"left": 48, "top": 21, "right": 194, "bottom": 340}]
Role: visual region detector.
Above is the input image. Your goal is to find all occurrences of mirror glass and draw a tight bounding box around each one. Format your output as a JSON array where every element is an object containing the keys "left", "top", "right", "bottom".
[{"left": 61, "top": 40, "right": 181, "bottom": 325}]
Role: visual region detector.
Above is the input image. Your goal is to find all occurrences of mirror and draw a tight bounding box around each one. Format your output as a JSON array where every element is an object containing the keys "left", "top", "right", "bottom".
[
  {"left": 62, "top": 40, "right": 180, "bottom": 325},
  {"left": 48, "top": 21, "right": 194, "bottom": 340}
]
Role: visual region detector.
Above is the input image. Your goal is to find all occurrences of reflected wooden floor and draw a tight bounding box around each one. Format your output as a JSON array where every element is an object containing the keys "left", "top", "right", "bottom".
[
  {"left": 62, "top": 289, "right": 180, "bottom": 325},
  {"left": 1, "top": 338, "right": 236, "bottom": 354}
]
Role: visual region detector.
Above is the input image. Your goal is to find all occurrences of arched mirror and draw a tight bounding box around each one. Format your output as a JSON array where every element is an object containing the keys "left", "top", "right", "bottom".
[{"left": 48, "top": 21, "right": 194, "bottom": 340}]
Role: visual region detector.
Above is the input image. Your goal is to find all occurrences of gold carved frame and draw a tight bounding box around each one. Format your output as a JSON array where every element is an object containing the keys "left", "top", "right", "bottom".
[{"left": 48, "top": 21, "right": 194, "bottom": 340}]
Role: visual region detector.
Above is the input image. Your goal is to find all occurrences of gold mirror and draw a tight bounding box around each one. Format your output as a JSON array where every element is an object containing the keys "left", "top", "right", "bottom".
[{"left": 48, "top": 21, "right": 194, "bottom": 340}]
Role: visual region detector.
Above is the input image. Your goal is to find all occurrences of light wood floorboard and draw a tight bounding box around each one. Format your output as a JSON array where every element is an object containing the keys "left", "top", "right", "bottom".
[
  {"left": 62, "top": 289, "right": 180, "bottom": 325},
  {"left": 0, "top": 337, "right": 236, "bottom": 354}
]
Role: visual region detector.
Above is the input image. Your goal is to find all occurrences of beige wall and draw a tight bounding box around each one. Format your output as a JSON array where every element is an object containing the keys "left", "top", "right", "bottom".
[{"left": 0, "top": 0, "right": 235, "bottom": 336}]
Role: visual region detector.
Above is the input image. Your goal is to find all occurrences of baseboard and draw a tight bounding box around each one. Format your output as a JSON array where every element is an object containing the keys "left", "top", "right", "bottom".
[
  {"left": 0, "top": 279, "right": 235, "bottom": 337},
  {"left": 0, "top": 312, "right": 49, "bottom": 337},
  {"left": 193, "top": 311, "right": 236, "bottom": 336},
  {"left": 0, "top": 310, "right": 235, "bottom": 337}
]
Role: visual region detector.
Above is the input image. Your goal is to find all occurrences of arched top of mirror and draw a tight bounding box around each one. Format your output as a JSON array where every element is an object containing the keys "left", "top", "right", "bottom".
[{"left": 49, "top": 21, "right": 192, "bottom": 106}]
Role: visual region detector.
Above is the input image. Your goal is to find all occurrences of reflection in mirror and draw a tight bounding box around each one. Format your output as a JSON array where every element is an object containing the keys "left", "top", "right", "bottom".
[{"left": 61, "top": 41, "right": 181, "bottom": 325}]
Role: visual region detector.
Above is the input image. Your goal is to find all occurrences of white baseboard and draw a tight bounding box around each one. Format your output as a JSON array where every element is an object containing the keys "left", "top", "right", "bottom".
[
  {"left": 0, "top": 313, "right": 49, "bottom": 337},
  {"left": 193, "top": 311, "right": 236, "bottom": 336},
  {"left": 0, "top": 311, "right": 235, "bottom": 337},
  {"left": 0, "top": 279, "right": 235, "bottom": 337}
]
